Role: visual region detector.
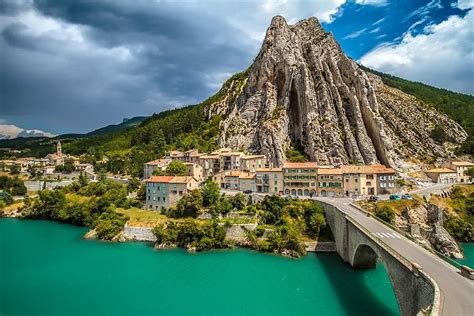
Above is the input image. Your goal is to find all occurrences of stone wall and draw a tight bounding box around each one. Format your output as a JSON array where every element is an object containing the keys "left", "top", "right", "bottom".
[{"left": 123, "top": 224, "right": 156, "bottom": 242}]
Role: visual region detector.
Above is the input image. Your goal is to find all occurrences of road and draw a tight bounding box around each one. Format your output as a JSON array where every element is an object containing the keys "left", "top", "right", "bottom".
[{"left": 315, "top": 196, "right": 474, "bottom": 315}]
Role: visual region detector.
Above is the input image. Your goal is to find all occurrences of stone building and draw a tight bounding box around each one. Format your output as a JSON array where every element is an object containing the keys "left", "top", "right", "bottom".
[
  {"left": 145, "top": 176, "right": 199, "bottom": 210},
  {"left": 442, "top": 161, "right": 473, "bottom": 183},
  {"left": 143, "top": 158, "right": 171, "bottom": 179},
  {"left": 317, "top": 168, "right": 343, "bottom": 197},
  {"left": 256, "top": 168, "right": 283, "bottom": 194},
  {"left": 184, "top": 162, "right": 204, "bottom": 182},
  {"left": 282, "top": 162, "right": 318, "bottom": 196},
  {"left": 241, "top": 155, "right": 267, "bottom": 172},
  {"left": 425, "top": 168, "right": 458, "bottom": 184},
  {"left": 342, "top": 165, "right": 395, "bottom": 197},
  {"left": 212, "top": 171, "right": 256, "bottom": 191}
]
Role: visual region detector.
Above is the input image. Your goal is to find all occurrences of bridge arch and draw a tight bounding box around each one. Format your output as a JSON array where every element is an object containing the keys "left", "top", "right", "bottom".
[{"left": 352, "top": 244, "right": 378, "bottom": 269}]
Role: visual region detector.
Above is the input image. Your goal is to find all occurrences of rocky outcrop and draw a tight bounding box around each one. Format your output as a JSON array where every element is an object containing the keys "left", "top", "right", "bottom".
[
  {"left": 396, "top": 203, "right": 463, "bottom": 258},
  {"left": 205, "top": 16, "right": 467, "bottom": 167}
]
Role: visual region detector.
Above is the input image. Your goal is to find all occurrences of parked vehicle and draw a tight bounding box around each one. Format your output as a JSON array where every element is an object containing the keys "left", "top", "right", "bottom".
[
  {"left": 368, "top": 196, "right": 379, "bottom": 202},
  {"left": 242, "top": 190, "right": 253, "bottom": 194},
  {"left": 389, "top": 194, "right": 401, "bottom": 200},
  {"left": 401, "top": 194, "right": 413, "bottom": 200}
]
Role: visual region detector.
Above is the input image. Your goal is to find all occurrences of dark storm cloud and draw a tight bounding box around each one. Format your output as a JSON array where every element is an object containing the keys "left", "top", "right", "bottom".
[{"left": 1, "top": 0, "right": 257, "bottom": 133}]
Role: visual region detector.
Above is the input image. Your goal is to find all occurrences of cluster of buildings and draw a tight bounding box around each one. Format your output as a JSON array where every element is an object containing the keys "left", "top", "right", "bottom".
[
  {"left": 0, "top": 142, "right": 94, "bottom": 176},
  {"left": 144, "top": 149, "right": 398, "bottom": 210},
  {"left": 425, "top": 161, "right": 474, "bottom": 184}
]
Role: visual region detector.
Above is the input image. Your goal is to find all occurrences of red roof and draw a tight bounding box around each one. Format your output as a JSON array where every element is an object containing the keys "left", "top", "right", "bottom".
[
  {"left": 283, "top": 162, "right": 318, "bottom": 169},
  {"left": 145, "top": 176, "right": 174, "bottom": 183}
]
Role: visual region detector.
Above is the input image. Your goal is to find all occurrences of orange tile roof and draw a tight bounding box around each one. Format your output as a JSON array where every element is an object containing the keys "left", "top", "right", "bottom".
[
  {"left": 426, "top": 168, "right": 456, "bottom": 174},
  {"left": 341, "top": 165, "right": 395, "bottom": 174},
  {"left": 318, "top": 168, "right": 343, "bottom": 175},
  {"left": 145, "top": 176, "right": 174, "bottom": 183},
  {"left": 170, "top": 176, "right": 196, "bottom": 184},
  {"left": 256, "top": 168, "right": 282, "bottom": 172},
  {"left": 239, "top": 173, "right": 256, "bottom": 179},
  {"left": 283, "top": 162, "right": 318, "bottom": 168},
  {"left": 450, "top": 161, "right": 474, "bottom": 167},
  {"left": 242, "top": 155, "right": 266, "bottom": 159}
]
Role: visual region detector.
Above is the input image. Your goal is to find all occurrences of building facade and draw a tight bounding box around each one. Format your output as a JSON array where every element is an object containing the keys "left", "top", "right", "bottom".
[
  {"left": 425, "top": 168, "right": 458, "bottom": 184},
  {"left": 442, "top": 161, "right": 473, "bottom": 183},
  {"left": 241, "top": 155, "right": 266, "bottom": 172},
  {"left": 282, "top": 162, "right": 318, "bottom": 196},
  {"left": 317, "top": 168, "right": 343, "bottom": 197},
  {"left": 256, "top": 168, "right": 283, "bottom": 194},
  {"left": 145, "top": 176, "right": 199, "bottom": 210}
]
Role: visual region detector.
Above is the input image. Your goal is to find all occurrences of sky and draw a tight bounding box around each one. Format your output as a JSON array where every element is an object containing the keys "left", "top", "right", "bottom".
[{"left": 0, "top": 0, "right": 473, "bottom": 134}]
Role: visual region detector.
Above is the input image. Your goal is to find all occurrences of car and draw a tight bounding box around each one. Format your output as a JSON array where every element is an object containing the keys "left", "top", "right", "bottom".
[
  {"left": 368, "top": 196, "right": 379, "bottom": 202},
  {"left": 401, "top": 194, "right": 413, "bottom": 200},
  {"left": 389, "top": 194, "right": 401, "bottom": 200},
  {"left": 242, "top": 190, "right": 253, "bottom": 194}
]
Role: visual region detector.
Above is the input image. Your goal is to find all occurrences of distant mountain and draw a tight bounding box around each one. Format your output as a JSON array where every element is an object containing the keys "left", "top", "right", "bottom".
[
  {"left": 0, "top": 124, "right": 56, "bottom": 140},
  {"left": 86, "top": 116, "right": 147, "bottom": 136}
]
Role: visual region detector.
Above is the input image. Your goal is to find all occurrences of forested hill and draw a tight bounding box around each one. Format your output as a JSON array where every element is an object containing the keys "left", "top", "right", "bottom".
[{"left": 361, "top": 65, "right": 474, "bottom": 153}]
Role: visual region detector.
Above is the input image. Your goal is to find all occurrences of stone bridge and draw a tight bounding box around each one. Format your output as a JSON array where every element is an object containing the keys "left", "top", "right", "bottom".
[{"left": 320, "top": 201, "right": 438, "bottom": 316}]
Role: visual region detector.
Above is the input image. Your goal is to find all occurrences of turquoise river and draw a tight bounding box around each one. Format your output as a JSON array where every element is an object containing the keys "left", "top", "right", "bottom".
[{"left": 2, "top": 219, "right": 471, "bottom": 316}]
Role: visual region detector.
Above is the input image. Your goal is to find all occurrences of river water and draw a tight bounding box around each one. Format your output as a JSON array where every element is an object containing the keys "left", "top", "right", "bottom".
[{"left": 0, "top": 219, "right": 402, "bottom": 316}]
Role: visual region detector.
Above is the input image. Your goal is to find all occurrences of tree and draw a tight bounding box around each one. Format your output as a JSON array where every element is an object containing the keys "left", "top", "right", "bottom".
[
  {"left": 430, "top": 125, "right": 447, "bottom": 144},
  {"left": 202, "top": 180, "right": 220, "bottom": 207},
  {"left": 165, "top": 160, "right": 188, "bottom": 176},
  {"left": 78, "top": 172, "right": 89, "bottom": 187},
  {"left": 173, "top": 189, "right": 203, "bottom": 218},
  {"left": 465, "top": 167, "right": 474, "bottom": 179},
  {"left": 152, "top": 169, "right": 165, "bottom": 176},
  {"left": 9, "top": 164, "right": 20, "bottom": 175},
  {"left": 374, "top": 205, "right": 395, "bottom": 224},
  {"left": 232, "top": 193, "right": 247, "bottom": 210},
  {"left": 127, "top": 177, "right": 141, "bottom": 192}
]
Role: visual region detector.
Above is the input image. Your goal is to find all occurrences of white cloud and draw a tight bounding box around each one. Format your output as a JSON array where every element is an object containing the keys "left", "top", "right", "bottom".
[
  {"left": 355, "top": 0, "right": 388, "bottom": 6},
  {"left": 457, "top": 0, "right": 474, "bottom": 9},
  {"left": 360, "top": 10, "right": 474, "bottom": 94},
  {"left": 344, "top": 27, "right": 367, "bottom": 39}
]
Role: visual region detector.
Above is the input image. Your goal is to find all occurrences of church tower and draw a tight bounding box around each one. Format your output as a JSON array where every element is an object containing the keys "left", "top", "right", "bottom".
[{"left": 57, "top": 141, "right": 62, "bottom": 157}]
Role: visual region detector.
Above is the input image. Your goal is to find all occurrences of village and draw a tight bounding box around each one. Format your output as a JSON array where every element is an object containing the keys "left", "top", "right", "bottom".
[
  {"left": 1, "top": 142, "right": 472, "bottom": 210},
  {"left": 142, "top": 148, "right": 473, "bottom": 210}
]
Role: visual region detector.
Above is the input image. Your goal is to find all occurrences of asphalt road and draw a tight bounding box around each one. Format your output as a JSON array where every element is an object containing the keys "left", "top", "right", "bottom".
[{"left": 315, "top": 196, "right": 474, "bottom": 316}]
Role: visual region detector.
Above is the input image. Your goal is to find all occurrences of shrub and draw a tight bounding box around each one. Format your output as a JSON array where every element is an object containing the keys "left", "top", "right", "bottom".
[{"left": 374, "top": 205, "right": 395, "bottom": 224}]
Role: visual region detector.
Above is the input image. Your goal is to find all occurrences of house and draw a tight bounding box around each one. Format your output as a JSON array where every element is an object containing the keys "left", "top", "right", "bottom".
[
  {"left": 239, "top": 172, "right": 257, "bottom": 192},
  {"left": 241, "top": 155, "right": 267, "bottom": 172},
  {"left": 425, "top": 168, "right": 457, "bottom": 184},
  {"left": 198, "top": 154, "right": 222, "bottom": 178},
  {"left": 145, "top": 176, "right": 199, "bottom": 210},
  {"left": 256, "top": 168, "right": 283, "bottom": 194},
  {"left": 282, "top": 162, "right": 318, "bottom": 196},
  {"left": 317, "top": 168, "right": 343, "bottom": 197},
  {"left": 45, "top": 141, "right": 64, "bottom": 166},
  {"left": 182, "top": 150, "right": 203, "bottom": 164},
  {"left": 212, "top": 171, "right": 255, "bottom": 191},
  {"left": 143, "top": 158, "right": 171, "bottom": 179},
  {"left": 219, "top": 151, "right": 245, "bottom": 171},
  {"left": 184, "top": 162, "right": 204, "bottom": 182},
  {"left": 342, "top": 165, "right": 395, "bottom": 197},
  {"left": 442, "top": 161, "right": 474, "bottom": 183}
]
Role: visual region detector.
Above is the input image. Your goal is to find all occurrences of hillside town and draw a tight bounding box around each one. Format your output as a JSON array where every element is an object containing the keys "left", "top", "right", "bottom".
[{"left": 143, "top": 148, "right": 473, "bottom": 210}]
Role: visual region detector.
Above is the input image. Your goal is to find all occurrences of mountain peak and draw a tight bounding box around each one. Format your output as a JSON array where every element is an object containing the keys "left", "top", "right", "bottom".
[{"left": 206, "top": 16, "right": 467, "bottom": 167}]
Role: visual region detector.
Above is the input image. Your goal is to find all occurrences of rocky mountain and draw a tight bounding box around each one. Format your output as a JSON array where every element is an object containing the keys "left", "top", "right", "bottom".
[
  {"left": 206, "top": 16, "right": 468, "bottom": 167},
  {"left": 0, "top": 124, "right": 56, "bottom": 140}
]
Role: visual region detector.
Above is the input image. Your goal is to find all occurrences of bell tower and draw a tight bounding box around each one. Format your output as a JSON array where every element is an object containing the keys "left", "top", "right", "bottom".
[{"left": 57, "top": 141, "right": 62, "bottom": 157}]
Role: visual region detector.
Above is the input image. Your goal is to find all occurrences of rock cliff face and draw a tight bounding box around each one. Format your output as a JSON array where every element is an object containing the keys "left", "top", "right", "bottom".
[
  {"left": 206, "top": 16, "right": 467, "bottom": 167},
  {"left": 396, "top": 203, "right": 463, "bottom": 258}
]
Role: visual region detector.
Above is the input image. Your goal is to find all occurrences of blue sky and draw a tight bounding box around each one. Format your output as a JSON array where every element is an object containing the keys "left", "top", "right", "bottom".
[{"left": 0, "top": 0, "right": 473, "bottom": 134}]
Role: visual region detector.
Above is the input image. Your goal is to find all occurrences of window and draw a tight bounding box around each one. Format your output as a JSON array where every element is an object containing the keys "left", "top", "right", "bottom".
[{"left": 163, "top": 197, "right": 166, "bottom": 201}]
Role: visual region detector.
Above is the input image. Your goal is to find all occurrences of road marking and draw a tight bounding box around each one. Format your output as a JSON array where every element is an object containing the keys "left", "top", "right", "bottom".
[{"left": 372, "top": 232, "right": 402, "bottom": 239}]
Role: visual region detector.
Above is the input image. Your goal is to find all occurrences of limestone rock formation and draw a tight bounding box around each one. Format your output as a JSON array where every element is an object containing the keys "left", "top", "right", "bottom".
[
  {"left": 396, "top": 203, "right": 463, "bottom": 258},
  {"left": 206, "top": 16, "right": 467, "bottom": 167}
]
